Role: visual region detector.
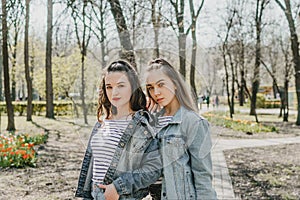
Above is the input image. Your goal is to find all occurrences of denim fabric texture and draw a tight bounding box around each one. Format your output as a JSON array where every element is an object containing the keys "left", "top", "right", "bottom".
[
  {"left": 157, "top": 106, "right": 217, "bottom": 200},
  {"left": 75, "top": 110, "right": 162, "bottom": 199}
]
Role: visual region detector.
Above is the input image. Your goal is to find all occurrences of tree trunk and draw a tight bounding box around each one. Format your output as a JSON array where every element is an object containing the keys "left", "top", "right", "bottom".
[
  {"left": 25, "top": 0, "right": 33, "bottom": 121},
  {"left": 107, "top": 0, "right": 135, "bottom": 68},
  {"left": 45, "top": 0, "right": 54, "bottom": 118},
  {"left": 250, "top": 0, "right": 265, "bottom": 116},
  {"left": 2, "top": 0, "right": 16, "bottom": 131},
  {"left": 282, "top": 0, "right": 300, "bottom": 125},
  {"left": 81, "top": 52, "right": 88, "bottom": 124},
  {"left": 188, "top": 0, "right": 203, "bottom": 99},
  {"left": 178, "top": 34, "right": 186, "bottom": 78},
  {"left": 151, "top": 0, "right": 160, "bottom": 58},
  {"left": 11, "top": 44, "right": 17, "bottom": 101},
  {"left": 240, "top": 70, "right": 245, "bottom": 106},
  {"left": 283, "top": 79, "right": 289, "bottom": 122},
  {"left": 229, "top": 54, "right": 235, "bottom": 114},
  {"left": 0, "top": 51, "right": 3, "bottom": 101},
  {"left": 275, "top": 0, "right": 300, "bottom": 125}
]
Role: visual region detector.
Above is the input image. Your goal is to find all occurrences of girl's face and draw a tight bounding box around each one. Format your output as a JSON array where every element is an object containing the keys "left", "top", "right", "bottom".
[
  {"left": 146, "top": 69, "right": 177, "bottom": 108},
  {"left": 105, "top": 72, "right": 132, "bottom": 110}
]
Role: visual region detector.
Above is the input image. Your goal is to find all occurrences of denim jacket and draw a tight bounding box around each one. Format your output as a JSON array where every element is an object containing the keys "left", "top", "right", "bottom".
[
  {"left": 157, "top": 106, "right": 217, "bottom": 200},
  {"left": 75, "top": 110, "right": 162, "bottom": 199}
]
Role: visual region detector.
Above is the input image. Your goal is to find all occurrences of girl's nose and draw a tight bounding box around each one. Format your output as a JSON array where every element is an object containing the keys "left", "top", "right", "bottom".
[
  {"left": 154, "top": 87, "right": 160, "bottom": 95},
  {"left": 112, "top": 87, "right": 119, "bottom": 95}
]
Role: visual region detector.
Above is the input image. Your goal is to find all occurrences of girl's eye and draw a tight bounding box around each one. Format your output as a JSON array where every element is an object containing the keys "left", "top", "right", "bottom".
[
  {"left": 118, "top": 84, "right": 125, "bottom": 88},
  {"left": 147, "top": 86, "right": 154, "bottom": 91},
  {"left": 158, "top": 82, "right": 164, "bottom": 87},
  {"left": 106, "top": 86, "right": 112, "bottom": 90}
]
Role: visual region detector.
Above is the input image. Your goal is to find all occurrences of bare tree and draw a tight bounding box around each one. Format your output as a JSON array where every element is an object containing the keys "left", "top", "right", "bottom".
[
  {"left": 0, "top": 41, "right": 3, "bottom": 101},
  {"left": 250, "top": 0, "right": 269, "bottom": 116},
  {"left": 69, "top": 0, "right": 93, "bottom": 124},
  {"left": 219, "top": 6, "right": 236, "bottom": 119},
  {"left": 25, "top": 0, "right": 33, "bottom": 121},
  {"left": 188, "top": 0, "right": 204, "bottom": 98},
  {"left": 279, "top": 35, "right": 293, "bottom": 121},
  {"left": 150, "top": 0, "right": 162, "bottom": 58},
  {"left": 7, "top": 0, "right": 25, "bottom": 101},
  {"left": 45, "top": 0, "right": 55, "bottom": 118},
  {"left": 2, "top": 0, "right": 16, "bottom": 131},
  {"left": 168, "top": 0, "right": 187, "bottom": 78},
  {"left": 107, "top": 0, "right": 136, "bottom": 68},
  {"left": 275, "top": 0, "right": 300, "bottom": 125}
]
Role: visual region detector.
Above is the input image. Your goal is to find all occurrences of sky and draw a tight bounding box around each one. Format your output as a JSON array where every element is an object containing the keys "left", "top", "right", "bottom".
[{"left": 30, "top": 0, "right": 224, "bottom": 48}]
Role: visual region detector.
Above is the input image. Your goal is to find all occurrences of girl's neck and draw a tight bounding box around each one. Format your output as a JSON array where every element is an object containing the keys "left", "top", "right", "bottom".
[
  {"left": 112, "top": 108, "right": 134, "bottom": 120},
  {"left": 163, "top": 98, "right": 180, "bottom": 116}
]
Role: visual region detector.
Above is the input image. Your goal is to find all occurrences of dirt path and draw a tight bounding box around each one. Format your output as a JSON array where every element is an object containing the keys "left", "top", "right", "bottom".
[
  {"left": 0, "top": 116, "right": 94, "bottom": 200},
  {"left": 0, "top": 115, "right": 299, "bottom": 200}
]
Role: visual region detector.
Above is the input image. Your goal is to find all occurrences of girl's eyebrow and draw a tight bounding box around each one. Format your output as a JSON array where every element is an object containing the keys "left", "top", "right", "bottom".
[
  {"left": 146, "top": 79, "right": 164, "bottom": 86},
  {"left": 106, "top": 81, "right": 126, "bottom": 85}
]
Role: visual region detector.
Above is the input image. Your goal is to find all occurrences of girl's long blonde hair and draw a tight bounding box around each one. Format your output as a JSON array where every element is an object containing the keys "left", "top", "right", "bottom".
[{"left": 146, "top": 58, "right": 198, "bottom": 112}]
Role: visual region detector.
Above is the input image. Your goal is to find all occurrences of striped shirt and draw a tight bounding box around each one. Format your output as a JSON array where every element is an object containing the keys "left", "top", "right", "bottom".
[
  {"left": 91, "top": 119, "right": 129, "bottom": 184},
  {"left": 157, "top": 115, "right": 173, "bottom": 131}
]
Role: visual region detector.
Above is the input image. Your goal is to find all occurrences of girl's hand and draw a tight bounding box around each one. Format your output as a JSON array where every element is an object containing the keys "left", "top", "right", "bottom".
[
  {"left": 146, "top": 97, "right": 160, "bottom": 113},
  {"left": 99, "top": 183, "right": 119, "bottom": 200}
]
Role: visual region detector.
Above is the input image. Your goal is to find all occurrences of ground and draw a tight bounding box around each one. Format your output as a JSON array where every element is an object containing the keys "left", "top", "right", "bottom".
[{"left": 0, "top": 114, "right": 299, "bottom": 200}]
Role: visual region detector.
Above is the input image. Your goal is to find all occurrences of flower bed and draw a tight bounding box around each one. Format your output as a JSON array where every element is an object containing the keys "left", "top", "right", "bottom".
[
  {"left": 0, "top": 133, "right": 47, "bottom": 168},
  {"left": 202, "top": 111, "right": 278, "bottom": 133}
]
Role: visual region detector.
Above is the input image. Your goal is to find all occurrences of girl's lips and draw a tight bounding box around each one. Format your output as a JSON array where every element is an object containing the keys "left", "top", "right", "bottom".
[
  {"left": 112, "top": 97, "right": 120, "bottom": 101},
  {"left": 156, "top": 98, "right": 164, "bottom": 103}
]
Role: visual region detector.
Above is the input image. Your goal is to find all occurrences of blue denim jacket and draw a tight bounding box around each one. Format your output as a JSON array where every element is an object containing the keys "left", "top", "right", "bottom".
[
  {"left": 157, "top": 106, "right": 217, "bottom": 200},
  {"left": 75, "top": 110, "right": 162, "bottom": 199}
]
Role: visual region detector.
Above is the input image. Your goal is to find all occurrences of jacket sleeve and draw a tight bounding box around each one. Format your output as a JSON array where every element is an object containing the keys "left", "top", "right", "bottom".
[
  {"left": 185, "top": 119, "right": 217, "bottom": 200},
  {"left": 75, "top": 122, "right": 99, "bottom": 199},
  {"left": 112, "top": 138, "right": 162, "bottom": 195}
]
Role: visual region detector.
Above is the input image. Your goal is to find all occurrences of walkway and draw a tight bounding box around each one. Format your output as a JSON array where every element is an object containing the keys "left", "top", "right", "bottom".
[{"left": 211, "top": 135, "right": 300, "bottom": 200}]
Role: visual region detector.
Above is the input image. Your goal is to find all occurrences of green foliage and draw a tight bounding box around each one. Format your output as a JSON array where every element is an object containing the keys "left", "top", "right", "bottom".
[
  {"left": 203, "top": 111, "right": 278, "bottom": 133},
  {"left": 0, "top": 133, "right": 47, "bottom": 168},
  {"left": 256, "top": 93, "right": 266, "bottom": 108},
  {"left": 0, "top": 100, "right": 98, "bottom": 116}
]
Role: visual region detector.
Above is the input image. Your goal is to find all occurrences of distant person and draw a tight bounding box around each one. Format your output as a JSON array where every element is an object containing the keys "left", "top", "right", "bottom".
[
  {"left": 75, "top": 60, "right": 161, "bottom": 200},
  {"left": 215, "top": 95, "right": 219, "bottom": 108},
  {"left": 198, "top": 95, "right": 204, "bottom": 110},
  {"left": 206, "top": 95, "right": 210, "bottom": 109}
]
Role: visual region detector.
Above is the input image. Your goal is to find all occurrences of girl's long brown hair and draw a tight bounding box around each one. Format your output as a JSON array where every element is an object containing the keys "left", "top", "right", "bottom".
[{"left": 97, "top": 60, "right": 146, "bottom": 122}]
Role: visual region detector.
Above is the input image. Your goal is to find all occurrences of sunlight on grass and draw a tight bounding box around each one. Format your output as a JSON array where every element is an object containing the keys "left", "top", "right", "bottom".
[{"left": 203, "top": 111, "right": 278, "bottom": 133}]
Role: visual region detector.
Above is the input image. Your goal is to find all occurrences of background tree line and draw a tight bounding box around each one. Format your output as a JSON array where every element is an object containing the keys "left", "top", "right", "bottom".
[{"left": 0, "top": 0, "right": 300, "bottom": 131}]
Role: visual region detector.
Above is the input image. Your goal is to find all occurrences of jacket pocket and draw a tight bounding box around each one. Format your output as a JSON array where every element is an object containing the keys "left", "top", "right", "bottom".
[
  {"left": 165, "top": 136, "right": 186, "bottom": 162},
  {"left": 130, "top": 128, "right": 152, "bottom": 153}
]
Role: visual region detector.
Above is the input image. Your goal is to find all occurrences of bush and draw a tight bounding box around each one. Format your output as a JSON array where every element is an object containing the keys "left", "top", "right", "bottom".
[
  {"left": 256, "top": 94, "right": 266, "bottom": 108},
  {"left": 0, "top": 101, "right": 97, "bottom": 116}
]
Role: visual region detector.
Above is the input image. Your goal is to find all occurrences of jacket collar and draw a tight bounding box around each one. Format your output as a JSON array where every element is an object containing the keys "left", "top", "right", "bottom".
[{"left": 157, "top": 106, "right": 189, "bottom": 124}]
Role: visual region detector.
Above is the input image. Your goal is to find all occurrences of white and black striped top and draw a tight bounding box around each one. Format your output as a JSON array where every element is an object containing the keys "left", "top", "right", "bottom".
[
  {"left": 157, "top": 115, "right": 173, "bottom": 131},
  {"left": 91, "top": 119, "right": 129, "bottom": 184}
]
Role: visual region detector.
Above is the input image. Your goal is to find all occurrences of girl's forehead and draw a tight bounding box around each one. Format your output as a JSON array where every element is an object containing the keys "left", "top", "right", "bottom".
[
  {"left": 146, "top": 69, "right": 168, "bottom": 82},
  {"left": 105, "top": 72, "right": 128, "bottom": 82}
]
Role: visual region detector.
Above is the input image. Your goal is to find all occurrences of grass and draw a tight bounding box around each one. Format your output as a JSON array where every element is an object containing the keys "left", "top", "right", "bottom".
[{"left": 202, "top": 110, "right": 278, "bottom": 133}]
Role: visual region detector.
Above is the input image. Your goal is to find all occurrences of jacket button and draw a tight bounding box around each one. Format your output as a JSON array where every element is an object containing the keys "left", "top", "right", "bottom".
[
  {"left": 129, "top": 125, "right": 133, "bottom": 128},
  {"left": 144, "top": 131, "right": 148, "bottom": 135},
  {"left": 120, "top": 142, "right": 125, "bottom": 147}
]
